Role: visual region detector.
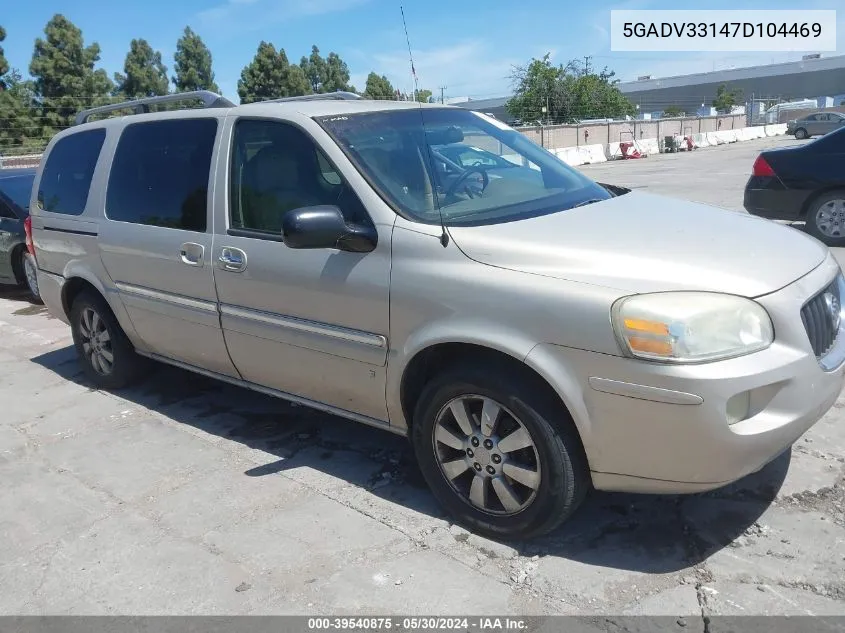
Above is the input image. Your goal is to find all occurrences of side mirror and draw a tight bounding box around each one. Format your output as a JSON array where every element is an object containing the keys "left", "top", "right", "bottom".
[{"left": 281, "top": 205, "right": 377, "bottom": 253}]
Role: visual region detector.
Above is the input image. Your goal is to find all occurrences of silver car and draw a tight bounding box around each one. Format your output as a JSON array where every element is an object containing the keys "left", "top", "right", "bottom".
[
  {"left": 29, "top": 91, "right": 845, "bottom": 538},
  {"left": 788, "top": 111, "right": 845, "bottom": 139}
]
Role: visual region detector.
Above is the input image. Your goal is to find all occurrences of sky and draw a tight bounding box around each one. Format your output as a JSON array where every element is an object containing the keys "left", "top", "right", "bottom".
[{"left": 1, "top": 0, "right": 842, "bottom": 104}]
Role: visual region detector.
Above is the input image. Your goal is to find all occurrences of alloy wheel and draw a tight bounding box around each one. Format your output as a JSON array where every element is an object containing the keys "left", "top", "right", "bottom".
[
  {"left": 78, "top": 307, "right": 114, "bottom": 375},
  {"left": 23, "top": 253, "right": 39, "bottom": 299},
  {"left": 432, "top": 394, "right": 542, "bottom": 516}
]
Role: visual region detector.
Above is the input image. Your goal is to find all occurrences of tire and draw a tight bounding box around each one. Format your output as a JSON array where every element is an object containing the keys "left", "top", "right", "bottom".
[
  {"left": 411, "top": 362, "right": 589, "bottom": 539},
  {"left": 794, "top": 128, "right": 808, "bottom": 140},
  {"left": 805, "top": 190, "right": 845, "bottom": 248},
  {"left": 22, "top": 252, "right": 43, "bottom": 304},
  {"left": 69, "top": 289, "right": 148, "bottom": 390}
]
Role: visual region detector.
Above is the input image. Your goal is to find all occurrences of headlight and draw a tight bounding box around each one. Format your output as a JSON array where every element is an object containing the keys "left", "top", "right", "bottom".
[{"left": 612, "top": 292, "right": 774, "bottom": 363}]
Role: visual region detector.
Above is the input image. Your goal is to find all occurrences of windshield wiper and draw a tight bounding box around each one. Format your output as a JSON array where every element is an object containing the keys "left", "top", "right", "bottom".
[{"left": 571, "top": 198, "right": 605, "bottom": 208}]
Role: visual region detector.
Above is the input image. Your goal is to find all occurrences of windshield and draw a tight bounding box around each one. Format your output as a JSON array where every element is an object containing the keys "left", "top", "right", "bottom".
[
  {"left": 316, "top": 108, "right": 611, "bottom": 225},
  {"left": 0, "top": 173, "right": 35, "bottom": 213}
]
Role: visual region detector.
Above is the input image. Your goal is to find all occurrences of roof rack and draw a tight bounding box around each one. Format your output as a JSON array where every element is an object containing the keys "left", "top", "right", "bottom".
[
  {"left": 269, "top": 91, "right": 363, "bottom": 103},
  {"left": 74, "top": 90, "right": 235, "bottom": 126}
]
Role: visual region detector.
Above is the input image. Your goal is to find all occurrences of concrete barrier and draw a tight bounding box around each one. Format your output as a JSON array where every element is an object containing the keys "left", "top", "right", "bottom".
[
  {"left": 692, "top": 133, "right": 709, "bottom": 147},
  {"left": 771, "top": 123, "right": 788, "bottom": 135},
  {"left": 638, "top": 138, "right": 660, "bottom": 155},
  {"left": 606, "top": 142, "right": 622, "bottom": 159},
  {"left": 555, "top": 147, "right": 583, "bottom": 166},
  {"left": 579, "top": 144, "right": 607, "bottom": 164}
]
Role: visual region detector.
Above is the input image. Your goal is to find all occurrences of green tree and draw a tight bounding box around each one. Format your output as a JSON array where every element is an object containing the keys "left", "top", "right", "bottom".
[
  {"left": 363, "top": 72, "right": 395, "bottom": 100},
  {"left": 114, "top": 39, "right": 169, "bottom": 98},
  {"left": 414, "top": 88, "right": 433, "bottom": 103},
  {"left": 238, "top": 41, "right": 311, "bottom": 103},
  {"left": 172, "top": 27, "right": 219, "bottom": 93},
  {"left": 29, "top": 15, "right": 114, "bottom": 131},
  {"left": 300, "top": 46, "right": 353, "bottom": 93},
  {"left": 0, "top": 69, "right": 41, "bottom": 150},
  {"left": 506, "top": 53, "right": 635, "bottom": 124},
  {"left": 662, "top": 105, "right": 684, "bottom": 117},
  {"left": 284, "top": 64, "right": 311, "bottom": 97},
  {"left": 713, "top": 83, "right": 742, "bottom": 114},
  {"left": 0, "top": 26, "right": 9, "bottom": 87},
  {"left": 300, "top": 45, "right": 326, "bottom": 93}
]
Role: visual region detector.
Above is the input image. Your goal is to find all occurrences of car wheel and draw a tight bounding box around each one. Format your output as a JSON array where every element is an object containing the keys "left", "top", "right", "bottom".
[
  {"left": 70, "top": 290, "right": 148, "bottom": 389},
  {"left": 411, "top": 362, "right": 589, "bottom": 539},
  {"left": 794, "top": 128, "right": 808, "bottom": 139},
  {"left": 22, "top": 252, "right": 43, "bottom": 304},
  {"left": 806, "top": 190, "right": 845, "bottom": 247}
]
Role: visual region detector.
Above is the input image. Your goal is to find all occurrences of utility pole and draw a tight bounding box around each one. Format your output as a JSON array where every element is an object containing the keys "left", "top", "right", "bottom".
[
  {"left": 439, "top": 85, "right": 447, "bottom": 104},
  {"left": 584, "top": 55, "right": 592, "bottom": 75}
]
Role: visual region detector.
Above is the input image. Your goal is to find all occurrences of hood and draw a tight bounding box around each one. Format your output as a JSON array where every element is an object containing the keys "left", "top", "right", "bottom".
[{"left": 447, "top": 191, "right": 827, "bottom": 297}]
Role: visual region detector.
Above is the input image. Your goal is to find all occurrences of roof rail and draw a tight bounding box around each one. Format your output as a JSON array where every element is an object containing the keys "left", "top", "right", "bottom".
[
  {"left": 269, "top": 91, "right": 363, "bottom": 103},
  {"left": 74, "top": 90, "right": 235, "bottom": 125}
]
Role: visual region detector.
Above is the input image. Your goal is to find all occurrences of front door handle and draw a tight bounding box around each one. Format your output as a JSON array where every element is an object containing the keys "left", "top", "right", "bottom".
[
  {"left": 218, "top": 247, "right": 247, "bottom": 272},
  {"left": 180, "top": 242, "right": 205, "bottom": 267}
]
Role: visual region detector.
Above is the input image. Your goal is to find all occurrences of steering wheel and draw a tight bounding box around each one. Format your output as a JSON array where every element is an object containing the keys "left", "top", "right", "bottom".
[{"left": 446, "top": 167, "right": 489, "bottom": 199}]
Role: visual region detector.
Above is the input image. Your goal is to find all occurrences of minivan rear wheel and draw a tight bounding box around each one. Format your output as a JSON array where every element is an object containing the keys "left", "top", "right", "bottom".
[
  {"left": 411, "top": 363, "right": 589, "bottom": 539},
  {"left": 70, "top": 290, "right": 147, "bottom": 389}
]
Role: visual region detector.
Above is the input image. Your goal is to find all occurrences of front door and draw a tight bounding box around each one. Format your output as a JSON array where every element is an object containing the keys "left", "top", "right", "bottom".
[
  {"left": 98, "top": 117, "right": 238, "bottom": 377},
  {"left": 211, "top": 117, "right": 391, "bottom": 422}
]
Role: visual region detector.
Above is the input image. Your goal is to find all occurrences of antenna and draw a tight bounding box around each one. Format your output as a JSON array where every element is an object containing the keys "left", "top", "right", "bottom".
[
  {"left": 400, "top": 6, "right": 420, "bottom": 97},
  {"left": 400, "top": 5, "right": 448, "bottom": 247}
]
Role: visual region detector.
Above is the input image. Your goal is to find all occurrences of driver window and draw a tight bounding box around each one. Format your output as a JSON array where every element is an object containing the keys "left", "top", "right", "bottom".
[{"left": 230, "top": 119, "right": 371, "bottom": 234}]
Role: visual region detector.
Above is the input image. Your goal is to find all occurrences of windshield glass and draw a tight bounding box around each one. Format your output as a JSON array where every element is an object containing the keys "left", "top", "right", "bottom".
[
  {"left": 316, "top": 108, "right": 611, "bottom": 225},
  {"left": 0, "top": 173, "right": 35, "bottom": 213}
]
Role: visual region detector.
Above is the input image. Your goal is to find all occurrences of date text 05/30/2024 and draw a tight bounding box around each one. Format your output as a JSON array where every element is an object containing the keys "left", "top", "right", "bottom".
[{"left": 307, "top": 617, "right": 528, "bottom": 630}]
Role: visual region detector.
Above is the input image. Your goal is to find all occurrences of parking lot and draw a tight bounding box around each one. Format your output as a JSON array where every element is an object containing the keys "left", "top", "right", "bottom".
[{"left": 1, "top": 135, "right": 843, "bottom": 620}]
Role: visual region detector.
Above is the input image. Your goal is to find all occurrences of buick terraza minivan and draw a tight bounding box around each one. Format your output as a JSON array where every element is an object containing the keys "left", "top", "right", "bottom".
[{"left": 29, "top": 91, "right": 845, "bottom": 538}]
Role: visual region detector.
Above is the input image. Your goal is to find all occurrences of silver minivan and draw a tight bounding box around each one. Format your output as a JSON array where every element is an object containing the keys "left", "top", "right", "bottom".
[{"left": 30, "top": 91, "right": 845, "bottom": 538}]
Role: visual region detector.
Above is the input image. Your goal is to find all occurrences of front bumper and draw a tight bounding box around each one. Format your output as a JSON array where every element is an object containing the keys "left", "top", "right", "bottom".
[{"left": 526, "top": 253, "right": 845, "bottom": 494}]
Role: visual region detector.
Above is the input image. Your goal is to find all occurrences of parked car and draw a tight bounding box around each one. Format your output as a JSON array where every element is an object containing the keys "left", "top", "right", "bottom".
[
  {"left": 0, "top": 167, "right": 41, "bottom": 301},
  {"left": 744, "top": 126, "right": 845, "bottom": 246},
  {"left": 30, "top": 92, "right": 845, "bottom": 539},
  {"left": 787, "top": 111, "right": 845, "bottom": 139}
]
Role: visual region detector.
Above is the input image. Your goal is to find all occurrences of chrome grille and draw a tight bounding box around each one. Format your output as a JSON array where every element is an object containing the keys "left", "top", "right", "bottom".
[{"left": 801, "top": 276, "right": 842, "bottom": 358}]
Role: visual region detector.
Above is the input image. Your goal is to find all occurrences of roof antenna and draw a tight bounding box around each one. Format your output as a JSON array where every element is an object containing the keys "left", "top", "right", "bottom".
[{"left": 400, "top": 5, "right": 449, "bottom": 247}]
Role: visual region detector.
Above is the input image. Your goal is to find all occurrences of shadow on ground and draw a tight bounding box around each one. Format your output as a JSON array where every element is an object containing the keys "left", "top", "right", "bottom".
[
  {"left": 0, "top": 284, "right": 45, "bottom": 312},
  {"left": 32, "top": 345, "right": 789, "bottom": 573}
]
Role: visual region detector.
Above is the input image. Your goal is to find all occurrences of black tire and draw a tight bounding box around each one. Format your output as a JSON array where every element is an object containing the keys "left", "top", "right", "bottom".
[
  {"left": 794, "top": 128, "right": 808, "bottom": 140},
  {"left": 22, "top": 252, "right": 42, "bottom": 304},
  {"left": 411, "top": 362, "right": 589, "bottom": 539},
  {"left": 69, "top": 289, "right": 148, "bottom": 389},
  {"left": 805, "top": 189, "right": 845, "bottom": 247}
]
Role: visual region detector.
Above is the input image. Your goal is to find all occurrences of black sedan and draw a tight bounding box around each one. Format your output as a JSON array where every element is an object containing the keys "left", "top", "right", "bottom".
[
  {"left": 744, "top": 127, "right": 845, "bottom": 246},
  {"left": 0, "top": 167, "right": 40, "bottom": 301}
]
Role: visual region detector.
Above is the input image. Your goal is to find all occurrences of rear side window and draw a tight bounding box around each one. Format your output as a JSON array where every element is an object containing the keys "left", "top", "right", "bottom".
[
  {"left": 106, "top": 119, "right": 217, "bottom": 231},
  {"left": 38, "top": 129, "right": 106, "bottom": 215}
]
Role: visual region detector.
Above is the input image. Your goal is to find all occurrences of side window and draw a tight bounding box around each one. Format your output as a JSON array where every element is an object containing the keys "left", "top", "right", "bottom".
[
  {"left": 230, "top": 119, "right": 371, "bottom": 235},
  {"left": 38, "top": 129, "right": 105, "bottom": 215},
  {"left": 106, "top": 118, "right": 217, "bottom": 231}
]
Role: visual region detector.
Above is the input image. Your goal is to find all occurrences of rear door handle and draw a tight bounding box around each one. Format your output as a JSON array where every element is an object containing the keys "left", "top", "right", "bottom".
[
  {"left": 180, "top": 242, "right": 205, "bottom": 267},
  {"left": 218, "top": 247, "right": 247, "bottom": 272}
]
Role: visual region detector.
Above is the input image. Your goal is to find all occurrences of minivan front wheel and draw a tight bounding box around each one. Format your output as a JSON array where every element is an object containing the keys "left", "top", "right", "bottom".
[
  {"left": 70, "top": 290, "right": 147, "bottom": 389},
  {"left": 412, "top": 363, "right": 589, "bottom": 539}
]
